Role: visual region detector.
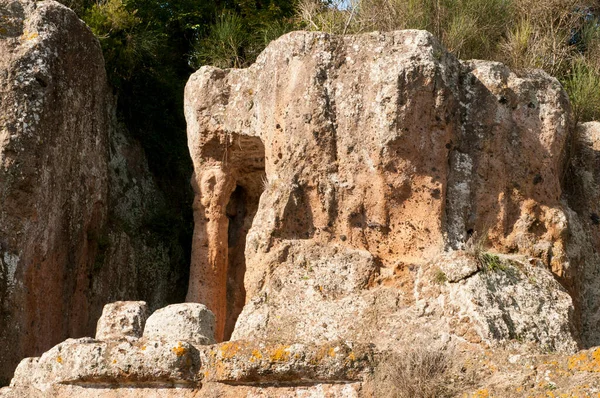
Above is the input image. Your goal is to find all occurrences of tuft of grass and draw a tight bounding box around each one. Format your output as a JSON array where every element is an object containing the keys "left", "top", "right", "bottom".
[
  {"left": 463, "top": 229, "right": 507, "bottom": 272},
  {"left": 562, "top": 59, "right": 600, "bottom": 123},
  {"left": 478, "top": 252, "right": 505, "bottom": 272},
  {"left": 297, "top": 0, "right": 349, "bottom": 34},
  {"left": 372, "top": 348, "right": 453, "bottom": 398},
  {"left": 501, "top": 18, "right": 534, "bottom": 69},
  {"left": 464, "top": 229, "right": 487, "bottom": 258}
]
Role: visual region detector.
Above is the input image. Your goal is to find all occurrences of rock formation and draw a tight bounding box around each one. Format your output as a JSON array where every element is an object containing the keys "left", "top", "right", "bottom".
[
  {"left": 4, "top": 7, "right": 600, "bottom": 396},
  {"left": 0, "top": 0, "right": 110, "bottom": 381},
  {"left": 0, "top": 0, "right": 187, "bottom": 383},
  {"left": 1, "top": 301, "right": 375, "bottom": 397},
  {"left": 184, "top": 29, "right": 589, "bottom": 350}
]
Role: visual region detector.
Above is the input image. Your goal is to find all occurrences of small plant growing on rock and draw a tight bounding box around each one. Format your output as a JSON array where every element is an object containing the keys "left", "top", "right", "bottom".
[
  {"left": 433, "top": 268, "right": 448, "bottom": 284},
  {"left": 479, "top": 252, "right": 505, "bottom": 273},
  {"left": 464, "top": 229, "right": 506, "bottom": 273}
]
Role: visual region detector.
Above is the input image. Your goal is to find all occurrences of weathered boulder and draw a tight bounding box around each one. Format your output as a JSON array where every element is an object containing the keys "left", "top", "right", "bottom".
[
  {"left": 0, "top": 0, "right": 186, "bottom": 383},
  {"left": 184, "top": 29, "right": 583, "bottom": 349},
  {"left": 144, "top": 303, "right": 216, "bottom": 346},
  {"left": 422, "top": 252, "right": 577, "bottom": 352},
  {"left": 95, "top": 301, "right": 149, "bottom": 341},
  {"left": 1, "top": 338, "right": 372, "bottom": 397},
  {"left": 9, "top": 338, "right": 202, "bottom": 388}
]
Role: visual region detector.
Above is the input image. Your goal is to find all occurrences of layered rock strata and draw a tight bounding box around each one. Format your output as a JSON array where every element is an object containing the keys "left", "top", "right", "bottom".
[{"left": 1, "top": 302, "right": 373, "bottom": 398}]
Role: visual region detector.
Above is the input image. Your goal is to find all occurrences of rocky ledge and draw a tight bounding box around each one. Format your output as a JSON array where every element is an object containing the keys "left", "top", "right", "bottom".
[
  {"left": 3, "top": 300, "right": 600, "bottom": 397},
  {"left": 1, "top": 302, "right": 374, "bottom": 397}
]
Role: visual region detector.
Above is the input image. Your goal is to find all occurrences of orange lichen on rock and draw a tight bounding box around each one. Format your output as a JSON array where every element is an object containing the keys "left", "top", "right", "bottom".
[
  {"left": 219, "top": 341, "right": 241, "bottom": 359},
  {"left": 172, "top": 342, "right": 187, "bottom": 357},
  {"left": 56, "top": 356, "right": 62, "bottom": 364},
  {"left": 568, "top": 349, "right": 600, "bottom": 372},
  {"left": 269, "top": 345, "right": 290, "bottom": 362},
  {"left": 250, "top": 349, "right": 263, "bottom": 362},
  {"left": 471, "top": 389, "right": 490, "bottom": 398}
]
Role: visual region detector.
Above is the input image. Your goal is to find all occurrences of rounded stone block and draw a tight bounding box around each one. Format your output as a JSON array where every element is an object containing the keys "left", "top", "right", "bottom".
[
  {"left": 96, "top": 301, "right": 148, "bottom": 341},
  {"left": 143, "top": 303, "right": 216, "bottom": 345}
]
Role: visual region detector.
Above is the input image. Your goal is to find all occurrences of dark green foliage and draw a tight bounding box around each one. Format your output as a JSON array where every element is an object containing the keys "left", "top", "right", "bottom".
[
  {"left": 51, "top": 0, "right": 298, "bottom": 301},
  {"left": 191, "top": 11, "right": 248, "bottom": 68},
  {"left": 190, "top": 1, "right": 298, "bottom": 68}
]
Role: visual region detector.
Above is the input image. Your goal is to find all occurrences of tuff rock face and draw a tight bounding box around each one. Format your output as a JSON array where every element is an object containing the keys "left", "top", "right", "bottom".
[
  {"left": 0, "top": 0, "right": 184, "bottom": 383},
  {"left": 3, "top": 300, "right": 600, "bottom": 397},
  {"left": 5, "top": 20, "right": 600, "bottom": 397},
  {"left": 1, "top": 302, "right": 374, "bottom": 397},
  {"left": 183, "top": 29, "right": 587, "bottom": 351},
  {"left": 0, "top": 0, "right": 110, "bottom": 382}
]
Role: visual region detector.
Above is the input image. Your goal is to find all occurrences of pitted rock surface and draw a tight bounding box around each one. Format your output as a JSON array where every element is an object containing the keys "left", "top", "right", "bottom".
[
  {"left": 144, "top": 303, "right": 216, "bottom": 346},
  {"left": 0, "top": 0, "right": 183, "bottom": 382},
  {"left": 0, "top": 0, "right": 110, "bottom": 382},
  {"left": 5, "top": 25, "right": 600, "bottom": 398},
  {"left": 183, "top": 29, "right": 584, "bottom": 349},
  {"left": 0, "top": 301, "right": 374, "bottom": 397},
  {"left": 96, "top": 301, "right": 149, "bottom": 341},
  {"left": 9, "top": 337, "right": 202, "bottom": 387}
]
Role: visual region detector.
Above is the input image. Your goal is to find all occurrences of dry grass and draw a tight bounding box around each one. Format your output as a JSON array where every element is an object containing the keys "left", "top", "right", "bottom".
[
  {"left": 295, "top": 0, "right": 600, "bottom": 122},
  {"left": 371, "top": 347, "right": 452, "bottom": 398}
]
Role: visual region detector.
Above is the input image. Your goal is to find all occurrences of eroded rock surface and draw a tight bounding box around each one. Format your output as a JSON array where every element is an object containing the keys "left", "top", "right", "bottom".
[
  {"left": 0, "top": 0, "right": 186, "bottom": 383},
  {"left": 3, "top": 15, "right": 600, "bottom": 396},
  {"left": 3, "top": 300, "right": 600, "bottom": 397},
  {"left": 183, "top": 30, "right": 585, "bottom": 351},
  {"left": 0, "top": 0, "right": 110, "bottom": 382},
  {"left": 96, "top": 301, "right": 149, "bottom": 341},
  {"left": 1, "top": 302, "right": 372, "bottom": 397},
  {"left": 144, "top": 303, "right": 216, "bottom": 346}
]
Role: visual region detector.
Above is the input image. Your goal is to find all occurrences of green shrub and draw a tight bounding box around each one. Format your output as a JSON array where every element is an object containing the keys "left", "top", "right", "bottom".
[
  {"left": 83, "top": 0, "right": 164, "bottom": 87},
  {"left": 191, "top": 12, "right": 247, "bottom": 69},
  {"left": 563, "top": 59, "right": 600, "bottom": 123}
]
